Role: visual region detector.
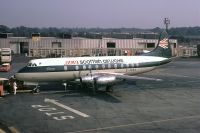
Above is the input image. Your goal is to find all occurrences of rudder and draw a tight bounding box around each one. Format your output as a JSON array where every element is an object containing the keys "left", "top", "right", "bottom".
[{"left": 142, "top": 30, "right": 172, "bottom": 58}]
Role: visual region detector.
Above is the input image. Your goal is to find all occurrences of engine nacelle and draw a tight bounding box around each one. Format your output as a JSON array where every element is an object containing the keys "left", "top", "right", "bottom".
[
  {"left": 80, "top": 75, "right": 98, "bottom": 83},
  {"left": 96, "top": 76, "right": 116, "bottom": 85},
  {"left": 81, "top": 75, "right": 116, "bottom": 85}
]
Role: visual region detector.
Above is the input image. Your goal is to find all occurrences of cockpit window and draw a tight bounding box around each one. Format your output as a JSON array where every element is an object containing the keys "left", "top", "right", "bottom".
[
  {"left": 27, "top": 63, "right": 37, "bottom": 67},
  {"left": 27, "top": 63, "right": 32, "bottom": 67}
]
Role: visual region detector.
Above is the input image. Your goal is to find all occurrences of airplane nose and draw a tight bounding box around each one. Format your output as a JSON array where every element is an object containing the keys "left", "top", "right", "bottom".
[
  {"left": 15, "top": 73, "right": 21, "bottom": 80},
  {"left": 17, "top": 66, "right": 32, "bottom": 73},
  {"left": 15, "top": 72, "right": 29, "bottom": 81},
  {"left": 15, "top": 67, "right": 28, "bottom": 80}
]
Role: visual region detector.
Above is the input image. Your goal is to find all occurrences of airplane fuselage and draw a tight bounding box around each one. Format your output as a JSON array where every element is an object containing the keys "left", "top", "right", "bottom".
[{"left": 15, "top": 56, "right": 170, "bottom": 82}]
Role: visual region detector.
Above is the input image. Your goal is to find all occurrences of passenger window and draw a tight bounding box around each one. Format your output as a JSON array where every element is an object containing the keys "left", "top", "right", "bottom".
[
  {"left": 83, "top": 65, "right": 86, "bottom": 70},
  {"left": 64, "top": 66, "right": 67, "bottom": 71},
  {"left": 108, "top": 64, "right": 111, "bottom": 69},
  {"left": 88, "top": 65, "right": 92, "bottom": 70},
  {"left": 95, "top": 65, "right": 99, "bottom": 69},
  {"left": 75, "top": 66, "right": 79, "bottom": 70},
  {"left": 121, "top": 64, "right": 124, "bottom": 68},
  {"left": 114, "top": 64, "right": 117, "bottom": 69},
  {"left": 102, "top": 64, "right": 105, "bottom": 69}
]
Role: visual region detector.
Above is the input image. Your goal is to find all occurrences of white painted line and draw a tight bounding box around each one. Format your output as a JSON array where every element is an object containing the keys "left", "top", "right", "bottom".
[
  {"left": 45, "top": 112, "right": 65, "bottom": 116},
  {"left": 0, "top": 129, "right": 6, "bottom": 133},
  {"left": 66, "top": 115, "right": 200, "bottom": 133},
  {"left": 8, "top": 126, "right": 21, "bottom": 133},
  {"left": 17, "top": 90, "right": 32, "bottom": 93},
  {"left": 44, "top": 98, "right": 89, "bottom": 118}
]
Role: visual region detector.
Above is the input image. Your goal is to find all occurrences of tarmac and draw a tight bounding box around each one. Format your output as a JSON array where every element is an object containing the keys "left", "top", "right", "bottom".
[{"left": 1, "top": 56, "right": 200, "bottom": 133}]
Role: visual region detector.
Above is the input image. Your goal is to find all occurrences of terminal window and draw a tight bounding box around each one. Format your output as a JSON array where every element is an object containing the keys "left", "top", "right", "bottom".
[
  {"left": 107, "top": 42, "right": 116, "bottom": 48},
  {"left": 52, "top": 42, "right": 61, "bottom": 48},
  {"left": 147, "top": 43, "right": 155, "bottom": 48}
]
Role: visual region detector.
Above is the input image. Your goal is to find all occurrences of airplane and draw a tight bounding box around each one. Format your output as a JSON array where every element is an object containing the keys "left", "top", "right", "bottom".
[{"left": 15, "top": 30, "right": 172, "bottom": 94}]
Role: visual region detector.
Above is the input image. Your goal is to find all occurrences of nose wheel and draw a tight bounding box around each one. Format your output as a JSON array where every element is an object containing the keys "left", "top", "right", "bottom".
[{"left": 32, "top": 85, "right": 40, "bottom": 93}]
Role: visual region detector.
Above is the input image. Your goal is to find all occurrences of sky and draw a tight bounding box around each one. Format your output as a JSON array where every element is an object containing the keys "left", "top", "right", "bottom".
[{"left": 0, "top": 0, "right": 200, "bottom": 28}]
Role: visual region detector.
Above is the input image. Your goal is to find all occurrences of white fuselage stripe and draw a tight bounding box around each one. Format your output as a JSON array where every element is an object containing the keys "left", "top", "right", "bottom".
[{"left": 15, "top": 67, "right": 156, "bottom": 82}]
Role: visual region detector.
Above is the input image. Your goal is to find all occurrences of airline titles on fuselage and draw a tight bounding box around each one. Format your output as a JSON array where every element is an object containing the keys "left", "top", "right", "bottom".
[{"left": 65, "top": 59, "right": 124, "bottom": 65}]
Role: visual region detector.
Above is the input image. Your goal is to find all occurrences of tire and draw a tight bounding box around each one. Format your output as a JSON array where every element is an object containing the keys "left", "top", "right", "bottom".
[
  {"left": 35, "top": 88, "right": 40, "bottom": 93},
  {"left": 91, "top": 78, "right": 97, "bottom": 95},
  {"left": 32, "top": 87, "right": 40, "bottom": 93},
  {"left": 106, "top": 85, "right": 113, "bottom": 92}
]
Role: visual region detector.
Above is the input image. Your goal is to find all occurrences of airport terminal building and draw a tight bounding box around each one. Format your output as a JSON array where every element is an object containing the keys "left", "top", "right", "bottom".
[{"left": 0, "top": 33, "right": 178, "bottom": 57}]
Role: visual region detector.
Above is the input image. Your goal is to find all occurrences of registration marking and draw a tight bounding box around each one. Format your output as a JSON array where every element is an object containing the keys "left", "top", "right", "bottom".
[
  {"left": 32, "top": 104, "right": 75, "bottom": 121},
  {"left": 44, "top": 98, "right": 89, "bottom": 118}
]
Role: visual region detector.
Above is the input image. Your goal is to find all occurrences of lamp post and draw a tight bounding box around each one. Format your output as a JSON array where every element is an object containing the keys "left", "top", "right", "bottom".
[{"left": 164, "top": 18, "right": 170, "bottom": 33}]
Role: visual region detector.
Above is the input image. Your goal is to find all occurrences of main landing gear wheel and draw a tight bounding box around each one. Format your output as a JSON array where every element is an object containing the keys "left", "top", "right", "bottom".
[
  {"left": 91, "top": 78, "right": 98, "bottom": 95},
  {"left": 32, "top": 85, "right": 40, "bottom": 93},
  {"left": 79, "top": 78, "right": 84, "bottom": 89},
  {"left": 106, "top": 85, "right": 113, "bottom": 92}
]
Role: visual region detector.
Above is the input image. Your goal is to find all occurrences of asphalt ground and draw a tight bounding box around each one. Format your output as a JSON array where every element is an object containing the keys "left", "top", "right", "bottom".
[{"left": 1, "top": 56, "right": 200, "bottom": 133}]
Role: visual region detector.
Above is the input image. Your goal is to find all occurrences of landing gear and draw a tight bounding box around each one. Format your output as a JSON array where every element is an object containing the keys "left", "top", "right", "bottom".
[
  {"left": 79, "top": 77, "right": 84, "bottom": 89},
  {"left": 62, "top": 83, "right": 67, "bottom": 92},
  {"left": 91, "top": 78, "right": 98, "bottom": 95},
  {"left": 106, "top": 85, "right": 113, "bottom": 92},
  {"left": 32, "top": 85, "right": 40, "bottom": 93}
]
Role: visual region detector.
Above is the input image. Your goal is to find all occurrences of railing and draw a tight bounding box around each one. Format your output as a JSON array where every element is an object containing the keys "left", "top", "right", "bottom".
[{"left": 29, "top": 48, "right": 152, "bottom": 57}]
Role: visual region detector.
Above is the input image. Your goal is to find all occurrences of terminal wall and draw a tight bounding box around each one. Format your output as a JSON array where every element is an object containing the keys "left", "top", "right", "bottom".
[{"left": 0, "top": 37, "right": 178, "bottom": 57}]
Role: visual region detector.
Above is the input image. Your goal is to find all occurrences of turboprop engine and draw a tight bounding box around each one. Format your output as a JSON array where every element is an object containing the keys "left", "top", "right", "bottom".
[{"left": 81, "top": 75, "right": 117, "bottom": 85}]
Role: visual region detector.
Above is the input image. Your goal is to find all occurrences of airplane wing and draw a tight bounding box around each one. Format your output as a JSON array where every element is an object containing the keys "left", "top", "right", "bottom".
[
  {"left": 90, "top": 72, "right": 162, "bottom": 81},
  {"left": 114, "top": 74, "right": 162, "bottom": 81}
]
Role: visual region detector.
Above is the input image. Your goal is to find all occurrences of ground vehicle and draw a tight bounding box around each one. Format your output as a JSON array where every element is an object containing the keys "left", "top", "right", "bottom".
[
  {"left": 0, "top": 63, "right": 11, "bottom": 72},
  {"left": 197, "top": 44, "right": 200, "bottom": 57},
  {"left": 0, "top": 48, "right": 12, "bottom": 63}
]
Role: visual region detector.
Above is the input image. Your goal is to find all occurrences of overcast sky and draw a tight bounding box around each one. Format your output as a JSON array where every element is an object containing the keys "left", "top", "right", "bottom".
[{"left": 0, "top": 0, "right": 200, "bottom": 28}]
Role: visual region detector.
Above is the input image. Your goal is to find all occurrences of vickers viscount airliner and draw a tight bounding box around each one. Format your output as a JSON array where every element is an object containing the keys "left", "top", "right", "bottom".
[{"left": 15, "top": 30, "right": 172, "bottom": 93}]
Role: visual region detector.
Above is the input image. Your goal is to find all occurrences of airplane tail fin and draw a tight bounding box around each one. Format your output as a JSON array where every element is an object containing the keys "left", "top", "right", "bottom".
[{"left": 142, "top": 30, "right": 172, "bottom": 58}]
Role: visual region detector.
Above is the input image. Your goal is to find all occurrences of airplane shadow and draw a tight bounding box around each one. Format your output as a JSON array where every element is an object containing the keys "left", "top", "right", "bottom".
[
  {"left": 61, "top": 89, "right": 121, "bottom": 103},
  {"left": 38, "top": 83, "right": 121, "bottom": 103}
]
